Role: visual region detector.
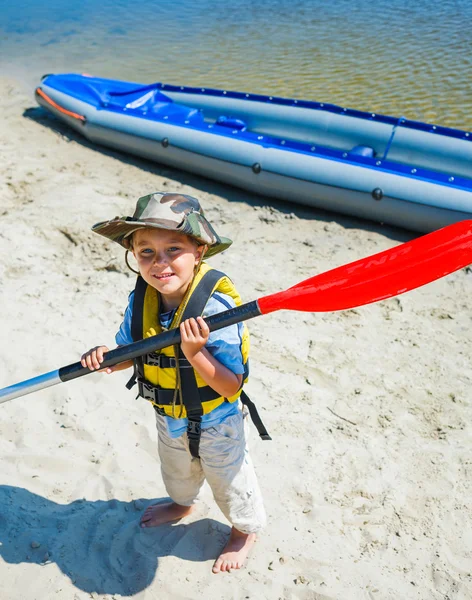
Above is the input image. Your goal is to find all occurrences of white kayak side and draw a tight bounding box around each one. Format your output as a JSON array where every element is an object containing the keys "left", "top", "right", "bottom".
[{"left": 36, "top": 79, "right": 472, "bottom": 232}]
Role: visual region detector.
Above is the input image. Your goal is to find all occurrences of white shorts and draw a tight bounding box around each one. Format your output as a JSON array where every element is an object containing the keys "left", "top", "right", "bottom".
[{"left": 155, "top": 409, "right": 266, "bottom": 534}]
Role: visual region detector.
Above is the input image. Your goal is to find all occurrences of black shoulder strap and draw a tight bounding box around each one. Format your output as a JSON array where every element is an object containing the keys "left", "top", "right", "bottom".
[
  {"left": 131, "top": 275, "right": 147, "bottom": 342},
  {"left": 126, "top": 276, "right": 147, "bottom": 391},
  {"left": 183, "top": 270, "right": 271, "bottom": 444},
  {"left": 177, "top": 268, "right": 226, "bottom": 458},
  {"left": 181, "top": 269, "right": 226, "bottom": 321}
]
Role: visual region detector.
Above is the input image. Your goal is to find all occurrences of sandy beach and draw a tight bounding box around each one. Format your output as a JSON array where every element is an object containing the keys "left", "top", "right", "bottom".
[{"left": 0, "top": 77, "right": 471, "bottom": 600}]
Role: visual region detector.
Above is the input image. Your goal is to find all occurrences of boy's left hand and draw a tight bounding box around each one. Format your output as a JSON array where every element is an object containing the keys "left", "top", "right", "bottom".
[{"left": 180, "top": 316, "right": 210, "bottom": 359}]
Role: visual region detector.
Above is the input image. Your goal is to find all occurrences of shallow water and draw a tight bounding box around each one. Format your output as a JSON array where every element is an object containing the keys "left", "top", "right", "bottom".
[{"left": 1, "top": 0, "right": 471, "bottom": 129}]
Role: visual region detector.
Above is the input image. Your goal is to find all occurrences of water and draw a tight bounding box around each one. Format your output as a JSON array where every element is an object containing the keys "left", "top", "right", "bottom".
[{"left": 1, "top": 0, "right": 471, "bottom": 129}]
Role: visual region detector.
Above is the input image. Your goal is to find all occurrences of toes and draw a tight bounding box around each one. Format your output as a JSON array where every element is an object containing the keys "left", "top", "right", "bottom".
[
  {"left": 223, "top": 560, "right": 232, "bottom": 572},
  {"left": 141, "top": 505, "right": 158, "bottom": 522},
  {"left": 212, "top": 559, "right": 222, "bottom": 574},
  {"left": 140, "top": 512, "right": 155, "bottom": 526},
  {"left": 213, "top": 557, "right": 245, "bottom": 573}
]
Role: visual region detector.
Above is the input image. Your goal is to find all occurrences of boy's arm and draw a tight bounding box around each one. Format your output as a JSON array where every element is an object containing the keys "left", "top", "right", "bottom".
[{"left": 180, "top": 317, "right": 243, "bottom": 398}]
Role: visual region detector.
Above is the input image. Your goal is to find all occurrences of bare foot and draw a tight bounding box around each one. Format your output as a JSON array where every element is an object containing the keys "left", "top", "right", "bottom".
[
  {"left": 212, "top": 527, "right": 256, "bottom": 573},
  {"left": 140, "top": 502, "right": 193, "bottom": 528}
]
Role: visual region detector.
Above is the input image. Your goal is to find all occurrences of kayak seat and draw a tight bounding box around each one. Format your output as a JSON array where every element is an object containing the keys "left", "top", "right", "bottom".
[
  {"left": 216, "top": 116, "right": 247, "bottom": 131},
  {"left": 147, "top": 101, "right": 204, "bottom": 124},
  {"left": 105, "top": 88, "right": 204, "bottom": 123},
  {"left": 349, "top": 145, "right": 375, "bottom": 158}
]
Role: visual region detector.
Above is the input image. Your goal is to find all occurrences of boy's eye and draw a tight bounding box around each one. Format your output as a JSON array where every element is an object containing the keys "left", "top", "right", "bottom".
[
  {"left": 141, "top": 248, "right": 153, "bottom": 254},
  {"left": 168, "top": 246, "right": 180, "bottom": 252}
]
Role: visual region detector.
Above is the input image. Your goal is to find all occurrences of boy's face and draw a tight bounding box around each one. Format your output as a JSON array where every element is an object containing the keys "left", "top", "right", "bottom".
[{"left": 132, "top": 228, "right": 203, "bottom": 309}]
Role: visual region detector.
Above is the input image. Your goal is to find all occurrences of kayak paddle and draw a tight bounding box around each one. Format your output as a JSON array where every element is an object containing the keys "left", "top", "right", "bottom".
[{"left": 1, "top": 219, "right": 471, "bottom": 404}]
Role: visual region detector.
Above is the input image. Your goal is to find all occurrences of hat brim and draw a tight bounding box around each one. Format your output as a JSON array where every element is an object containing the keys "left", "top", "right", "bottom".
[{"left": 92, "top": 218, "right": 232, "bottom": 258}]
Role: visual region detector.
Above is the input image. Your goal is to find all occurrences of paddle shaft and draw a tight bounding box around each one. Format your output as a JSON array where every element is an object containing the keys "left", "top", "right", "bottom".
[
  {"left": 1, "top": 219, "right": 471, "bottom": 405},
  {"left": 0, "top": 301, "right": 261, "bottom": 404}
]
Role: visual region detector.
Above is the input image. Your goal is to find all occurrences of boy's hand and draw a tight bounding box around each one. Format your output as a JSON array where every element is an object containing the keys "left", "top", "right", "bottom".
[
  {"left": 81, "top": 346, "right": 133, "bottom": 374},
  {"left": 180, "top": 317, "right": 210, "bottom": 360},
  {"left": 81, "top": 345, "right": 114, "bottom": 373}
]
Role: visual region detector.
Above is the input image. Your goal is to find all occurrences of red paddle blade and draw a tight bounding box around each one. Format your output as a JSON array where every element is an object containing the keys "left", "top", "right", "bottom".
[{"left": 258, "top": 220, "right": 472, "bottom": 314}]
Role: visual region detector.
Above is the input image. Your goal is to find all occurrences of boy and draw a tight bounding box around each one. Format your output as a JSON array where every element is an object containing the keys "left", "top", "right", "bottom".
[{"left": 81, "top": 192, "right": 266, "bottom": 573}]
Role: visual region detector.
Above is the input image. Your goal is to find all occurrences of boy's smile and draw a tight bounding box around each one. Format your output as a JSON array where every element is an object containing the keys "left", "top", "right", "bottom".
[{"left": 132, "top": 228, "right": 203, "bottom": 310}]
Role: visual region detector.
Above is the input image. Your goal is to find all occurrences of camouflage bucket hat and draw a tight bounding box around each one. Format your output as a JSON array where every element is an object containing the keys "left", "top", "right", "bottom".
[{"left": 92, "top": 192, "right": 232, "bottom": 258}]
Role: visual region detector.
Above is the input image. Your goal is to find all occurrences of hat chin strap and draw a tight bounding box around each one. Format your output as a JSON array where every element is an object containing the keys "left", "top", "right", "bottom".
[
  {"left": 194, "top": 244, "right": 208, "bottom": 274},
  {"left": 125, "top": 250, "right": 140, "bottom": 275}
]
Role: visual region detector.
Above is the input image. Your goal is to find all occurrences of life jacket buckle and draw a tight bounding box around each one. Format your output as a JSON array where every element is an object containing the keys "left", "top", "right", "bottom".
[
  {"left": 137, "top": 377, "right": 158, "bottom": 402},
  {"left": 187, "top": 419, "right": 201, "bottom": 437},
  {"left": 146, "top": 352, "right": 165, "bottom": 367}
]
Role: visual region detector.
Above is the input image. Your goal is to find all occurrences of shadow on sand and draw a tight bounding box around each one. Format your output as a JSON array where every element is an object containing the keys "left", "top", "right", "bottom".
[
  {"left": 23, "top": 105, "right": 413, "bottom": 245},
  {"left": 0, "top": 485, "right": 229, "bottom": 596}
]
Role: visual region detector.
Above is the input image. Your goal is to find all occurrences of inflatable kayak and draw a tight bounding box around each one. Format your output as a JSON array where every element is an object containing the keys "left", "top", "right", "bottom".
[{"left": 36, "top": 73, "right": 472, "bottom": 232}]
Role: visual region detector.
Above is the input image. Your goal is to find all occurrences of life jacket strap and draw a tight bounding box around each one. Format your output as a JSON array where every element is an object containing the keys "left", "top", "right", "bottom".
[
  {"left": 186, "top": 414, "right": 202, "bottom": 459},
  {"left": 126, "top": 275, "right": 148, "bottom": 391},
  {"left": 131, "top": 275, "right": 147, "bottom": 343},
  {"left": 125, "top": 355, "right": 142, "bottom": 390},
  {"left": 144, "top": 353, "right": 193, "bottom": 368},
  {"left": 137, "top": 377, "right": 221, "bottom": 405},
  {"left": 240, "top": 390, "right": 272, "bottom": 441},
  {"left": 177, "top": 269, "right": 228, "bottom": 459}
]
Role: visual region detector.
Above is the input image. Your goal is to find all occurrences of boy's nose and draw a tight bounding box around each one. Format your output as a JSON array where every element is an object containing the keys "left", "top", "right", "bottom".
[{"left": 153, "top": 252, "right": 168, "bottom": 265}]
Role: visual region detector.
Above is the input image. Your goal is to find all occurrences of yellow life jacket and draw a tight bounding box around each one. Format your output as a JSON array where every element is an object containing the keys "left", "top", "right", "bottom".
[{"left": 130, "top": 262, "right": 250, "bottom": 419}]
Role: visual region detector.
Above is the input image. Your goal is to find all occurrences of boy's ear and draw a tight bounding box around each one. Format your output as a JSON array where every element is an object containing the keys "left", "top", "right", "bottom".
[{"left": 195, "top": 244, "right": 205, "bottom": 261}]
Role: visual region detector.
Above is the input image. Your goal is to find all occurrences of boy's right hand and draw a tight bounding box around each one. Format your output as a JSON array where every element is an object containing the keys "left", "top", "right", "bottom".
[
  {"left": 81, "top": 345, "right": 112, "bottom": 373},
  {"left": 80, "top": 347, "right": 133, "bottom": 374}
]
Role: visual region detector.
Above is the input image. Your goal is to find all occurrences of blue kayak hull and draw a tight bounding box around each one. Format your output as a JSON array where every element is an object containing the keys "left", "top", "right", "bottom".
[{"left": 35, "top": 74, "right": 472, "bottom": 232}]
